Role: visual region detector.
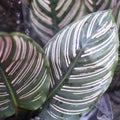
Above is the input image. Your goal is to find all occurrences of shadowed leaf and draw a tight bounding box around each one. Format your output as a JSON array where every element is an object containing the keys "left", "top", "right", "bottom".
[
  {"left": 25, "top": 0, "right": 116, "bottom": 44},
  {"left": 0, "top": 32, "right": 51, "bottom": 117}
]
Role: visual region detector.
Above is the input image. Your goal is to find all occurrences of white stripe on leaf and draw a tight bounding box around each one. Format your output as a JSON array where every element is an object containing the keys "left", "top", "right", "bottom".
[
  {"left": 0, "top": 33, "right": 50, "bottom": 117},
  {"left": 42, "top": 10, "right": 118, "bottom": 119}
]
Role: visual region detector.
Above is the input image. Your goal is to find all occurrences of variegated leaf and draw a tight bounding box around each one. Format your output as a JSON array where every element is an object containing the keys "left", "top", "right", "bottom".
[
  {"left": 0, "top": 33, "right": 51, "bottom": 117},
  {"left": 39, "top": 11, "right": 119, "bottom": 120},
  {"left": 113, "top": 0, "right": 120, "bottom": 36},
  {"left": 25, "top": 0, "right": 116, "bottom": 45},
  {"left": 84, "top": 0, "right": 117, "bottom": 12},
  {"left": 27, "top": 0, "right": 86, "bottom": 44}
]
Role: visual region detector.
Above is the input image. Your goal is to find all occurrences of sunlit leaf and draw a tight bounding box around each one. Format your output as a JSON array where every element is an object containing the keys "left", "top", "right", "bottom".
[
  {"left": 84, "top": 0, "right": 116, "bottom": 12},
  {"left": 27, "top": 0, "right": 86, "bottom": 44},
  {"left": 109, "top": 0, "right": 120, "bottom": 91}
]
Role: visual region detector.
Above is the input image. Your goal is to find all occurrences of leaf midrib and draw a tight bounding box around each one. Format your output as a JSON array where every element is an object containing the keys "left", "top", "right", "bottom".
[
  {"left": 47, "top": 50, "right": 83, "bottom": 99},
  {"left": 0, "top": 66, "right": 17, "bottom": 107}
]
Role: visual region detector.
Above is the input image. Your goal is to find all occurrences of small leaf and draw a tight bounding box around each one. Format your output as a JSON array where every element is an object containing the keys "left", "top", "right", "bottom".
[
  {"left": 40, "top": 10, "right": 119, "bottom": 120},
  {"left": 0, "top": 32, "right": 51, "bottom": 117},
  {"left": 28, "top": 0, "right": 86, "bottom": 44}
]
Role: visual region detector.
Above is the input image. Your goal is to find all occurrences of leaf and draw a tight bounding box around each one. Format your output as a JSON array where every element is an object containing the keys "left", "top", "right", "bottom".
[
  {"left": 109, "top": 0, "right": 120, "bottom": 91},
  {"left": 84, "top": 0, "right": 117, "bottom": 12},
  {"left": 0, "top": 32, "right": 51, "bottom": 117},
  {"left": 28, "top": 0, "right": 86, "bottom": 44},
  {"left": 39, "top": 10, "right": 119, "bottom": 120},
  {"left": 26, "top": 0, "right": 116, "bottom": 44}
]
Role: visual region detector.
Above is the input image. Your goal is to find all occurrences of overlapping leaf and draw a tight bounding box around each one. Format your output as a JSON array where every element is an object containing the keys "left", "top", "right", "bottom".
[
  {"left": 38, "top": 11, "right": 119, "bottom": 120},
  {"left": 26, "top": 0, "right": 116, "bottom": 44},
  {"left": 0, "top": 33, "right": 51, "bottom": 117}
]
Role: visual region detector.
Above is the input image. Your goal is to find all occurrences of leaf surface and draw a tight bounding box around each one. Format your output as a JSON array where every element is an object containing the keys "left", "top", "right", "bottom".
[
  {"left": 0, "top": 33, "right": 51, "bottom": 117},
  {"left": 39, "top": 10, "right": 119, "bottom": 120},
  {"left": 27, "top": 0, "right": 116, "bottom": 44}
]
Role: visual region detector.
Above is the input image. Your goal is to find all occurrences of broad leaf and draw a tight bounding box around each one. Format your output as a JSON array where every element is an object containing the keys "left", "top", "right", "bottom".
[
  {"left": 25, "top": 0, "right": 116, "bottom": 44},
  {"left": 39, "top": 10, "right": 119, "bottom": 120},
  {"left": 0, "top": 33, "right": 51, "bottom": 117},
  {"left": 28, "top": 0, "right": 86, "bottom": 44}
]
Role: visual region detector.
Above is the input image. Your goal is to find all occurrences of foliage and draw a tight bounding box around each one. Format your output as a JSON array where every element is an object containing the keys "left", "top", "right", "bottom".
[
  {"left": 39, "top": 10, "right": 119, "bottom": 120},
  {"left": 27, "top": 0, "right": 118, "bottom": 45},
  {"left": 0, "top": 32, "right": 51, "bottom": 117},
  {"left": 0, "top": 0, "right": 120, "bottom": 120}
]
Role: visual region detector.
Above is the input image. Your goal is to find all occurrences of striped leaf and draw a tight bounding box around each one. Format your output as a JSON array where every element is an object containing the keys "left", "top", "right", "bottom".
[
  {"left": 84, "top": 0, "right": 117, "bottom": 12},
  {"left": 39, "top": 10, "right": 119, "bottom": 120},
  {"left": 0, "top": 33, "right": 51, "bottom": 117},
  {"left": 28, "top": 0, "right": 86, "bottom": 44},
  {"left": 26, "top": 0, "right": 116, "bottom": 45}
]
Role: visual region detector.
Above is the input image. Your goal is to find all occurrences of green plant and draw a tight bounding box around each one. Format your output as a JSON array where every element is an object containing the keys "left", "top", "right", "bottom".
[
  {"left": 39, "top": 10, "right": 119, "bottom": 120},
  {"left": 0, "top": 32, "right": 51, "bottom": 118},
  {"left": 27, "top": 0, "right": 119, "bottom": 45},
  {"left": 0, "top": 0, "right": 120, "bottom": 120}
]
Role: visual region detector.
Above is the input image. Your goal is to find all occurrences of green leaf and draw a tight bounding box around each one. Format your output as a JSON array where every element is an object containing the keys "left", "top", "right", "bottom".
[
  {"left": 84, "top": 0, "right": 116, "bottom": 12},
  {"left": 0, "top": 32, "right": 51, "bottom": 117},
  {"left": 26, "top": 0, "right": 116, "bottom": 44},
  {"left": 39, "top": 10, "right": 119, "bottom": 120},
  {"left": 28, "top": 0, "right": 86, "bottom": 44}
]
